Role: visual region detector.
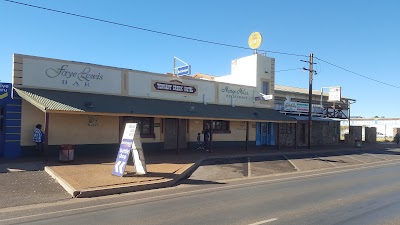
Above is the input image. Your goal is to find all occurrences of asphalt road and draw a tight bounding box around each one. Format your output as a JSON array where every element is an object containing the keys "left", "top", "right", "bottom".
[
  {"left": 0, "top": 162, "right": 71, "bottom": 209},
  {"left": 1, "top": 159, "right": 400, "bottom": 225}
]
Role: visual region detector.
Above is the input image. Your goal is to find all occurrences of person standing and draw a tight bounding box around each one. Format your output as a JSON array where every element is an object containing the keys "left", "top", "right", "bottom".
[
  {"left": 33, "top": 124, "right": 44, "bottom": 154},
  {"left": 196, "top": 132, "right": 203, "bottom": 150},
  {"left": 203, "top": 128, "right": 210, "bottom": 152}
]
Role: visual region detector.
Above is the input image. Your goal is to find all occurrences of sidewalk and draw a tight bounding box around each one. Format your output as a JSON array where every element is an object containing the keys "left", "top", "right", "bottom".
[{"left": 43, "top": 142, "right": 399, "bottom": 198}]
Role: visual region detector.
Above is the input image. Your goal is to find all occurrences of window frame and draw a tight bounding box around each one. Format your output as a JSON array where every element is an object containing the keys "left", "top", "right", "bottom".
[
  {"left": 262, "top": 81, "right": 269, "bottom": 95},
  {"left": 203, "top": 120, "right": 231, "bottom": 134},
  {"left": 123, "top": 117, "right": 155, "bottom": 138},
  {"left": 279, "top": 123, "right": 293, "bottom": 134}
]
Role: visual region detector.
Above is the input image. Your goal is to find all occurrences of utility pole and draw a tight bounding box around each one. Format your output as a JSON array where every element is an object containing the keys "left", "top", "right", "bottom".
[{"left": 302, "top": 53, "right": 317, "bottom": 149}]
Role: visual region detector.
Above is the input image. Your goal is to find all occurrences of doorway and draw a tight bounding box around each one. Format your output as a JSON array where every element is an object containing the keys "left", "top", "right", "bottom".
[
  {"left": 164, "top": 119, "right": 187, "bottom": 150},
  {"left": 256, "top": 122, "right": 275, "bottom": 146},
  {"left": 300, "top": 123, "right": 306, "bottom": 145}
]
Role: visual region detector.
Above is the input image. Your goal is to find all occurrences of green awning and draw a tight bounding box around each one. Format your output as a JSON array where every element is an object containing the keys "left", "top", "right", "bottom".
[{"left": 15, "top": 87, "right": 296, "bottom": 123}]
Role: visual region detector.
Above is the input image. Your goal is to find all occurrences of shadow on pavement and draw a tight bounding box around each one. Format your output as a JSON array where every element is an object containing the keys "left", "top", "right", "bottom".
[{"left": 178, "top": 179, "right": 226, "bottom": 185}]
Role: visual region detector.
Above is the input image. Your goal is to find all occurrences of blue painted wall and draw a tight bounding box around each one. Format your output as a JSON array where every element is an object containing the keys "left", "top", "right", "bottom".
[{"left": 0, "top": 83, "right": 21, "bottom": 159}]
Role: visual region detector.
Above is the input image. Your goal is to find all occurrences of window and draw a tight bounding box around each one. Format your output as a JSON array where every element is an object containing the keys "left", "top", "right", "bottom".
[
  {"left": 279, "top": 123, "right": 292, "bottom": 134},
  {"left": 203, "top": 120, "right": 230, "bottom": 133},
  {"left": 123, "top": 117, "right": 154, "bottom": 138},
  {"left": 262, "top": 81, "right": 269, "bottom": 95}
]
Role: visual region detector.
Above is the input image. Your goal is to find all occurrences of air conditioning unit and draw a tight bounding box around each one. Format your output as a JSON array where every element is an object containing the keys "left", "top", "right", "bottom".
[{"left": 261, "top": 94, "right": 273, "bottom": 101}]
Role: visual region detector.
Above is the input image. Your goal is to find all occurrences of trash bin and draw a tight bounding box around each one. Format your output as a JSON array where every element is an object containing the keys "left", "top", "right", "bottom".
[
  {"left": 59, "top": 144, "right": 74, "bottom": 162},
  {"left": 355, "top": 140, "right": 362, "bottom": 148}
]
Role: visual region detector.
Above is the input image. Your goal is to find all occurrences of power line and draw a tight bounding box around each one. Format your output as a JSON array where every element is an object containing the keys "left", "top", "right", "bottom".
[
  {"left": 275, "top": 68, "right": 303, "bottom": 72},
  {"left": 314, "top": 56, "right": 400, "bottom": 89},
  {"left": 3, "top": 0, "right": 307, "bottom": 57},
  {"left": 3, "top": 0, "right": 399, "bottom": 89}
]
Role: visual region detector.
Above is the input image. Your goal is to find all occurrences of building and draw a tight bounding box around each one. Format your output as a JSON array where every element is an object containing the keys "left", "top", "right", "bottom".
[
  {"left": 274, "top": 85, "right": 354, "bottom": 146},
  {"left": 341, "top": 118, "right": 400, "bottom": 139},
  {"left": 0, "top": 82, "right": 21, "bottom": 158},
  {"left": 2, "top": 53, "right": 353, "bottom": 158}
]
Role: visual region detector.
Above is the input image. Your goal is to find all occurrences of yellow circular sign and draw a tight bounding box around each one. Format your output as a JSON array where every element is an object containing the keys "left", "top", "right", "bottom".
[{"left": 248, "top": 32, "right": 262, "bottom": 49}]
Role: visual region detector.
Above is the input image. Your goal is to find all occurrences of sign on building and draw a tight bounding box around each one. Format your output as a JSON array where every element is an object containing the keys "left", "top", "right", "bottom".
[
  {"left": 283, "top": 101, "right": 309, "bottom": 112},
  {"left": 174, "top": 56, "right": 191, "bottom": 76},
  {"left": 19, "top": 56, "right": 122, "bottom": 95},
  {"left": 177, "top": 65, "right": 191, "bottom": 76},
  {"left": 0, "top": 83, "right": 12, "bottom": 103},
  {"left": 112, "top": 123, "right": 147, "bottom": 177},
  {"left": 153, "top": 81, "right": 197, "bottom": 94},
  {"left": 328, "top": 86, "right": 341, "bottom": 102}
]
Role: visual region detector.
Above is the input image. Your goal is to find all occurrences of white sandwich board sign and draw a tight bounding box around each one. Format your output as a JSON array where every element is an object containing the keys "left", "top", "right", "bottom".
[{"left": 112, "top": 123, "right": 147, "bottom": 177}]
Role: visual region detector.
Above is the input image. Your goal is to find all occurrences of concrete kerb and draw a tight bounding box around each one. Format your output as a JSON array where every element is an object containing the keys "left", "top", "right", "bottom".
[
  {"left": 76, "top": 160, "right": 203, "bottom": 198},
  {"left": 282, "top": 154, "right": 300, "bottom": 171},
  {"left": 45, "top": 159, "right": 203, "bottom": 198},
  {"left": 44, "top": 166, "right": 81, "bottom": 197},
  {"left": 45, "top": 145, "right": 394, "bottom": 198}
]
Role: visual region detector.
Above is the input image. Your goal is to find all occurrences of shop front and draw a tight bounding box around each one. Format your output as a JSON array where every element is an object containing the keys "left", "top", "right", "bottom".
[
  {"left": 15, "top": 87, "right": 295, "bottom": 156},
  {"left": 10, "top": 53, "right": 296, "bottom": 158},
  {"left": 256, "top": 122, "right": 275, "bottom": 146}
]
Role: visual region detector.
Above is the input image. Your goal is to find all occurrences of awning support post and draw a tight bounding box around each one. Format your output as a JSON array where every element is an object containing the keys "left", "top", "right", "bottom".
[
  {"left": 210, "top": 120, "right": 213, "bottom": 152},
  {"left": 245, "top": 121, "right": 249, "bottom": 151},
  {"left": 176, "top": 119, "right": 180, "bottom": 154},
  {"left": 44, "top": 112, "right": 50, "bottom": 160},
  {"left": 294, "top": 123, "right": 297, "bottom": 149},
  {"left": 276, "top": 124, "right": 280, "bottom": 150}
]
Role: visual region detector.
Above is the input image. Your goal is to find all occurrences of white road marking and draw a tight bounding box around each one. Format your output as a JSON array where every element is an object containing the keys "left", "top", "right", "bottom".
[
  {"left": 248, "top": 218, "right": 278, "bottom": 225},
  {"left": 2, "top": 159, "right": 400, "bottom": 223}
]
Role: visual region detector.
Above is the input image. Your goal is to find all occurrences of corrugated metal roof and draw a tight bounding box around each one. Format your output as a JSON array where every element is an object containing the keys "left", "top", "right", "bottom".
[{"left": 15, "top": 88, "right": 296, "bottom": 123}]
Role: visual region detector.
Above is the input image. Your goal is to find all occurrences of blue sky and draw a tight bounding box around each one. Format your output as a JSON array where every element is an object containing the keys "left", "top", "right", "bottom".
[{"left": 0, "top": 0, "right": 399, "bottom": 118}]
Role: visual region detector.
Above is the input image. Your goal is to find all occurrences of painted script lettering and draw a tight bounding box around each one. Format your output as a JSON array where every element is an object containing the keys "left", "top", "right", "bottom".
[{"left": 46, "top": 64, "right": 104, "bottom": 87}]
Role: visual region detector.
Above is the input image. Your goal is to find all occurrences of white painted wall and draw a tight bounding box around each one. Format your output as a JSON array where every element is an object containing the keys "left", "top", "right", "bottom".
[
  {"left": 217, "top": 83, "right": 257, "bottom": 107},
  {"left": 341, "top": 119, "right": 400, "bottom": 137},
  {"left": 14, "top": 53, "right": 276, "bottom": 109},
  {"left": 215, "top": 54, "right": 275, "bottom": 108},
  {"left": 231, "top": 55, "right": 258, "bottom": 86}
]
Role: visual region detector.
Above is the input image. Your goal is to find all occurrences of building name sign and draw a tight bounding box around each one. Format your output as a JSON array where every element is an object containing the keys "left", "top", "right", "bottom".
[
  {"left": 221, "top": 86, "right": 250, "bottom": 99},
  {"left": 21, "top": 56, "right": 122, "bottom": 95},
  {"left": 46, "top": 65, "right": 103, "bottom": 87},
  {"left": 153, "top": 82, "right": 196, "bottom": 94}
]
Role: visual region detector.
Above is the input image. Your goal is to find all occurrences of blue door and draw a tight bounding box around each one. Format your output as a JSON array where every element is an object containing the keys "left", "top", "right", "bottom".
[{"left": 256, "top": 123, "right": 275, "bottom": 146}]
